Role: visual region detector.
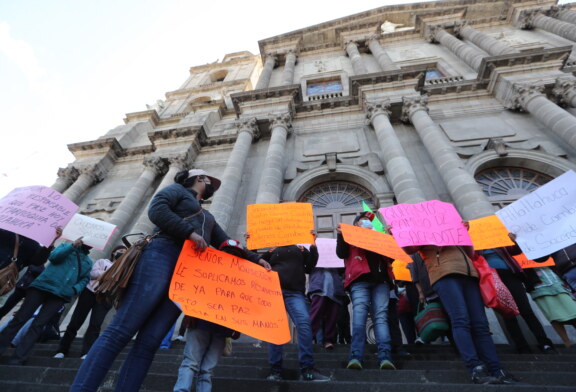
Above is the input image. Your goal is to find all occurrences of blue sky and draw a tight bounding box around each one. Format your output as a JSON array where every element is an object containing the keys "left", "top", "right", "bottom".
[{"left": 0, "top": 0, "right": 570, "bottom": 199}]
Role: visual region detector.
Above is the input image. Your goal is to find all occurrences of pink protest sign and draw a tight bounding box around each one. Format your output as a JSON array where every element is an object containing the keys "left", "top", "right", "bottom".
[
  {"left": 379, "top": 200, "right": 472, "bottom": 247},
  {"left": 315, "top": 238, "right": 343, "bottom": 268},
  {"left": 0, "top": 186, "right": 79, "bottom": 246}
]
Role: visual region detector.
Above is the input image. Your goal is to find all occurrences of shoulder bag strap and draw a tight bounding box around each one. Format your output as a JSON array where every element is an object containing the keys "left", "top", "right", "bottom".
[
  {"left": 75, "top": 251, "right": 83, "bottom": 282},
  {"left": 12, "top": 234, "right": 20, "bottom": 262}
]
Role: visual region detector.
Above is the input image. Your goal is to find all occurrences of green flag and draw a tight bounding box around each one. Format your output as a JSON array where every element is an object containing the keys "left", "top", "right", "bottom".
[{"left": 362, "top": 201, "right": 386, "bottom": 233}]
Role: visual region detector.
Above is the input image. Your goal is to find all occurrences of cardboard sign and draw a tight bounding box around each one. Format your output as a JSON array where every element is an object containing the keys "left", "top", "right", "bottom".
[
  {"left": 0, "top": 186, "right": 78, "bottom": 246},
  {"left": 513, "top": 253, "right": 555, "bottom": 269},
  {"left": 315, "top": 238, "right": 343, "bottom": 268},
  {"left": 61, "top": 214, "right": 117, "bottom": 250},
  {"left": 496, "top": 170, "right": 576, "bottom": 259},
  {"left": 169, "top": 242, "right": 291, "bottom": 345},
  {"left": 392, "top": 259, "right": 412, "bottom": 282},
  {"left": 340, "top": 223, "right": 412, "bottom": 263},
  {"left": 379, "top": 200, "right": 472, "bottom": 247},
  {"left": 246, "top": 203, "right": 314, "bottom": 249},
  {"left": 468, "top": 215, "right": 515, "bottom": 250}
]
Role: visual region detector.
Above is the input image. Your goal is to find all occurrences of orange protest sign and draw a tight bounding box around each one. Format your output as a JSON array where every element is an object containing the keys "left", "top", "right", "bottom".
[
  {"left": 513, "top": 253, "right": 555, "bottom": 269},
  {"left": 340, "top": 223, "right": 412, "bottom": 263},
  {"left": 246, "top": 203, "right": 314, "bottom": 249},
  {"left": 392, "top": 259, "right": 412, "bottom": 282},
  {"left": 169, "top": 241, "right": 291, "bottom": 345},
  {"left": 469, "top": 215, "right": 515, "bottom": 250}
]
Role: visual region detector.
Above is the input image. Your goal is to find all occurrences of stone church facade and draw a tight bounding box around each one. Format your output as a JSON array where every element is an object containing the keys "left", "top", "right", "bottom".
[{"left": 51, "top": 0, "right": 576, "bottom": 341}]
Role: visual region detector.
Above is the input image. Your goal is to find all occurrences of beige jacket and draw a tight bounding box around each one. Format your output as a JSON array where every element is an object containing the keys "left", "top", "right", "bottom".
[{"left": 419, "top": 246, "right": 477, "bottom": 286}]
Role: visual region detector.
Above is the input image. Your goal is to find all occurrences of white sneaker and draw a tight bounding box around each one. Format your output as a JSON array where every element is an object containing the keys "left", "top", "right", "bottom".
[
  {"left": 415, "top": 337, "right": 426, "bottom": 345},
  {"left": 53, "top": 353, "right": 65, "bottom": 359},
  {"left": 81, "top": 354, "right": 87, "bottom": 360}
]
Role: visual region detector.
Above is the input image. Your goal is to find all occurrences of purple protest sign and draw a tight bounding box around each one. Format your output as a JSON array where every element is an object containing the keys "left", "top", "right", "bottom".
[
  {"left": 379, "top": 200, "right": 472, "bottom": 247},
  {"left": 0, "top": 186, "right": 79, "bottom": 247},
  {"left": 315, "top": 238, "right": 343, "bottom": 268}
]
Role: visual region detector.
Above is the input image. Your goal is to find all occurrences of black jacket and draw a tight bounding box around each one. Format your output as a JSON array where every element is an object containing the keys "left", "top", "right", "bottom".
[
  {"left": 535, "top": 243, "right": 576, "bottom": 276},
  {"left": 261, "top": 245, "right": 318, "bottom": 293}
]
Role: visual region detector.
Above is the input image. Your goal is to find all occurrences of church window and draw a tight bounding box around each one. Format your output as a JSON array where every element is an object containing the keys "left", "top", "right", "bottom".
[
  {"left": 306, "top": 79, "right": 343, "bottom": 97},
  {"left": 299, "top": 181, "right": 374, "bottom": 209},
  {"left": 425, "top": 68, "right": 444, "bottom": 79}
]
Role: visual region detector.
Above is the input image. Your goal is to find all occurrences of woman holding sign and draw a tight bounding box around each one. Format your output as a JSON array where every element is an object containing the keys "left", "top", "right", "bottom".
[
  {"left": 71, "top": 169, "right": 269, "bottom": 392},
  {"left": 336, "top": 211, "right": 396, "bottom": 371}
]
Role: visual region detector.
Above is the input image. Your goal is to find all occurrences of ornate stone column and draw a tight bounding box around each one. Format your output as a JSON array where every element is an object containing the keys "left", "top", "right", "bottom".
[
  {"left": 51, "top": 166, "right": 79, "bottom": 193},
  {"left": 366, "top": 36, "right": 400, "bottom": 71},
  {"left": 63, "top": 166, "right": 102, "bottom": 204},
  {"left": 402, "top": 96, "right": 494, "bottom": 219},
  {"left": 365, "top": 100, "right": 425, "bottom": 204},
  {"left": 255, "top": 113, "right": 292, "bottom": 204},
  {"left": 549, "top": 5, "right": 576, "bottom": 26},
  {"left": 131, "top": 155, "right": 189, "bottom": 235},
  {"left": 281, "top": 50, "right": 297, "bottom": 86},
  {"left": 519, "top": 9, "right": 576, "bottom": 42},
  {"left": 508, "top": 84, "right": 576, "bottom": 150},
  {"left": 90, "top": 156, "right": 168, "bottom": 259},
  {"left": 454, "top": 23, "right": 519, "bottom": 56},
  {"left": 553, "top": 76, "right": 576, "bottom": 108},
  {"left": 210, "top": 118, "right": 260, "bottom": 230},
  {"left": 255, "top": 54, "right": 277, "bottom": 90},
  {"left": 427, "top": 26, "right": 485, "bottom": 71},
  {"left": 345, "top": 40, "right": 368, "bottom": 75}
]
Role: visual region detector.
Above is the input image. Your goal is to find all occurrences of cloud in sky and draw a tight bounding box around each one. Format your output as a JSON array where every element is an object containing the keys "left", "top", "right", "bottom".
[{"left": 0, "top": 22, "right": 45, "bottom": 88}]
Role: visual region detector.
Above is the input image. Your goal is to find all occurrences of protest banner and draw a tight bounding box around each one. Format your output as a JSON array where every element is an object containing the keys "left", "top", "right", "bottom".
[
  {"left": 169, "top": 242, "right": 291, "bottom": 345},
  {"left": 496, "top": 170, "right": 576, "bottom": 259},
  {"left": 61, "top": 214, "right": 117, "bottom": 250},
  {"left": 379, "top": 200, "right": 472, "bottom": 248},
  {"left": 468, "top": 215, "right": 515, "bottom": 250},
  {"left": 340, "top": 223, "right": 412, "bottom": 263},
  {"left": 0, "top": 186, "right": 78, "bottom": 246},
  {"left": 513, "top": 253, "right": 555, "bottom": 269},
  {"left": 392, "top": 259, "right": 412, "bottom": 282},
  {"left": 315, "top": 238, "right": 343, "bottom": 268},
  {"left": 246, "top": 203, "right": 314, "bottom": 249}
]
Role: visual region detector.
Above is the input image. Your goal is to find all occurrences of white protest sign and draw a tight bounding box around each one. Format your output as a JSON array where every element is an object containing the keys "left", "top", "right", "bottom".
[
  {"left": 62, "top": 214, "right": 117, "bottom": 250},
  {"left": 496, "top": 170, "right": 576, "bottom": 259},
  {"left": 315, "top": 238, "right": 343, "bottom": 268}
]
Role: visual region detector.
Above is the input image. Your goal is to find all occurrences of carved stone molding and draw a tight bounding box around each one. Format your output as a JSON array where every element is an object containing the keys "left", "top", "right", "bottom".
[
  {"left": 552, "top": 76, "right": 576, "bottom": 106},
  {"left": 235, "top": 117, "right": 260, "bottom": 139},
  {"left": 143, "top": 156, "right": 169, "bottom": 176},
  {"left": 547, "top": 5, "right": 568, "bottom": 19},
  {"left": 57, "top": 166, "right": 79, "bottom": 183},
  {"left": 401, "top": 95, "right": 429, "bottom": 123},
  {"left": 424, "top": 25, "right": 440, "bottom": 43},
  {"left": 364, "top": 100, "right": 391, "bottom": 124},
  {"left": 506, "top": 84, "right": 545, "bottom": 111},
  {"left": 268, "top": 113, "right": 292, "bottom": 133},
  {"left": 518, "top": 9, "right": 542, "bottom": 30},
  {"left": 486, "top": 138, "right": 508, "bottom": 157}
]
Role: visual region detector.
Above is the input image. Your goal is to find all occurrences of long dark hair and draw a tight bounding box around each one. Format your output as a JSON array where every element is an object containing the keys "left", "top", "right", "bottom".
[{"left": 174, "top": 170, "right": 197, "bottom": 188}]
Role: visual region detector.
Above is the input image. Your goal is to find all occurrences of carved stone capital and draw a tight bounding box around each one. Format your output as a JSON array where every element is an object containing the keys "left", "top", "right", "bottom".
[
  {"left": 401, "top": 95, "right": 429, "bottom": 123},
  {"left": 453, "top": 21, "right": 468, "bottom": 37},
  {"left": 79, "top": 165, "right": 105, "bottom": 184},
  {"left": 547, "top": 5, "right": 568, "bottom": 19},
  {"left": 364, "top": 100, "right": 391, "bottom": 124},
  {"left": 424, "top": 25, "right": 440, "bottom": 43},
  {"left": 235, "top": 117, "right": 260, "bottom": 139},
  {"left": 518, "top": 9, "right": 541, "bottom": 30},
  {"left": 268, "top": 113, "right": 292, "bottom": 133},
  {"left": 264, "top": 53, "right": 278, "bottom": 67},
  {"left": 552, "top": 76, "right": 576, "bottom": 106},
  {"left": 506, "top": 84, "right": 545, "bottom": 111},
  {"left": 143, "top": 156, "right": 169, "bottom": 176},
  {"left": 57, "top": 166, "right": 79, "bottom": 183},
  {"left": 365, "top": 34, "right": 381, "bottom": 46},
  {"left": 343, "top": 39, "right": 359, "bottom": 51}
]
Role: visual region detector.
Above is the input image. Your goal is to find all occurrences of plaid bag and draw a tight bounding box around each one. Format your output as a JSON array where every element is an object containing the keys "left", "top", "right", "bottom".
[{"left": 414, "top": 302, "right": 450, "bottom": 342}]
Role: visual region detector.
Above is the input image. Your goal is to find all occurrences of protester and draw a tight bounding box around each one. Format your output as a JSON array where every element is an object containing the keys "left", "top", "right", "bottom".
[
  {"left": 250, "top": 230, "right": 329, "bottom": 382},
  {"left": 307, "top": 266, "right": 345, "bottom": 350},
  {"left": 388, "top": 287, "right": 410, "bottom": 355},
  {"left": 70, "top": 169, "right": 270, "bottom": 392},
  {"left": 397, "top": 221, "right": 517, "bottom": 385},
  {"left": 0, "top": 237, "right": 92, "bottom": 365},
  {"left": 54, "top": 245, "right": 128, "bottom": 359},
  {"left": 396, "top": 284, "right": 417, "bottom": 346},
  {"left": 173, "top": 240, "right": 249, "bottom": 392},
  {"left": 476, "top": 234, "right": 554, "bottom": 354},
  {"left": 536, "top": 243, "right": 576, "bottom": 293},
  {"left": 0, "top": 264, "right": 45, "bottom": 320},
  {"left": 336, "top": 211, "right": 396, "bottom": 371}
]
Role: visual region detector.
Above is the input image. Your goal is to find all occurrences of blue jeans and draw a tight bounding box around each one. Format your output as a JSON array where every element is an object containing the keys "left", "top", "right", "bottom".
[
  {"left": 70, "top": 238, "right": 183, "bottom": 392},
  {"left": 562, "top": 267, "right": 576, "bottom": 293},
  {"left": 173, "top": 328, "right": 225, "bottom": 392},
  {"left": 349, "top": 281, "right": 391, "bottom": 362},
  {"left": 268, "top": 290, "right": 314, "bottom": 371},
  {"left": 433, "top": 275, "right": 502, "bottom": 375}
]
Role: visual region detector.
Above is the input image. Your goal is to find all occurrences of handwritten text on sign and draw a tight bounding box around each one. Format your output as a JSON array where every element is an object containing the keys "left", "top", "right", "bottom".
[
  {"left": 496, "top": 170, "right": 576, "bottom": 259},
  {"left": 340, "top": 223, "right": 412, "bottom": 263},
  {"left": 315, "top": 238, "right": 343, "bottom": 268},
  {"left": 246, "top": 203, "right": 314, "bottom": 249},
  {"left": 380, "top": 201, "right": 472, "bottom": 247},
  {"left": 62, "top": 214, "right": 117, "bottom": 250},
  {"left": 169, "top": 242, "right": 291, "bottom": 345},
  {"left": 0, "top": 186, "right": 78, "bottom": 247},
  {"left": 468, "top": 215, "right": 515, "bottom": 251}
]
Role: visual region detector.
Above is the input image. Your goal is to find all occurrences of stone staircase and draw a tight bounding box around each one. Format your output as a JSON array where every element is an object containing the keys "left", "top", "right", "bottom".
[{"left": 1, "top": 340, "right": 575, "bottom": 391}]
